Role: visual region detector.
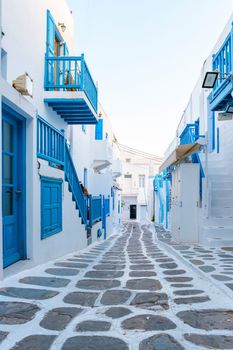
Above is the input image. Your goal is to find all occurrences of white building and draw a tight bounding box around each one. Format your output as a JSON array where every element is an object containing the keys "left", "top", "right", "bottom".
[
  {"left": 120, "top": 145, "right": 162, "bottom": 223},
  {"left": 0, "top": 0, "right": 122, "bottom": 279},
  {"left": 155, "top": 14, "right": 233, "bottom": 246}
]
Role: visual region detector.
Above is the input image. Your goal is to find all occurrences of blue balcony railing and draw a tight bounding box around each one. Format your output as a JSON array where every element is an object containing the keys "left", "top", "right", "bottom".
[
  {"left": 179, "top": 123, "right": 197, "bottom": 145},
  {"left": 212, "top": 30, "right": 232, "bottom": 99},
  {"left": 37, "top": 116, "right": 65, "bottom": 166},
  {"left": 210, "top": 27, "right": 233, "bottom": 110},
  {"left": 44, "top": 54, "right": 98, "bottom": 112},
  {"left": 89, "top": 195, "right": 102, "bottom": 226}
]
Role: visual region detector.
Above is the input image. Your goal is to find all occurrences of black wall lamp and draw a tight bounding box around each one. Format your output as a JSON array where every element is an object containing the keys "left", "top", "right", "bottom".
[
  {"left": 202, "top": 71, "right": 219, "bottom": 88},
  {"left": 202, "top": 70, "right": 233, "bottom": 89}
]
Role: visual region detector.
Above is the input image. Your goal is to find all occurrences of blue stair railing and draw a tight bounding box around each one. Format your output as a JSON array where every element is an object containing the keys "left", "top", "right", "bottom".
[
  {"left": 89, "top": 195, "right": 102, "bottom": 227},
  {"left": 104, "top": 196, "right": 110, "bottom": 217},
  {"left": 37, "top": 117, "right": 106, "bottom": 227},
  {"left": 37, "top": 116, "right": 65, "bottom": 166},
  {"left": 64, "top": 142, "right": 88, "bottom": 225}
]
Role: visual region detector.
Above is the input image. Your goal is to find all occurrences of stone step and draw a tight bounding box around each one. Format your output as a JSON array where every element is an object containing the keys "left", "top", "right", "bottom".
[
  {"left": 211, "top": 206, "right": 233, "bottom": 216},
  {"left": 203, "top": 225, "right": 233, "bottom": 236},
  {"left": 211, "top": 181, "right": 233, "bottom": 190},
  {"left": 210, "top": 174, "right": 233, "bottom": 181},
  {"left": 205, "top": 216, "right": 233, "bottom": 226},
  {"left": 211, "top": 197, "right": 233, "bottom": 207},
  {"left": 204, "top": 237, "right": 233, "bottom": 248},
  {"left": 212, "top": 189, "right": 233, "bottom": 198}
]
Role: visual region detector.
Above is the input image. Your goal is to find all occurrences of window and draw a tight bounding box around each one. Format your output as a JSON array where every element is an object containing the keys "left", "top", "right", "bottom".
[
  {"left": 124, "top": 174, "right": 132, "bottom": 178},
  {"left": 41, "top": 177, "right": 62, "bottom": 239},
  {"left": 95, "top": 119, "right": 103, "bottom": 140},
  {"left": 126, "top": 158, "right": 131, "bottom": 163},
  {"left": 84, "top": 168, "right": 88, "bottom": 188},
  {"left": 139, "top": 175, "right": 145, "bottom": 188}
]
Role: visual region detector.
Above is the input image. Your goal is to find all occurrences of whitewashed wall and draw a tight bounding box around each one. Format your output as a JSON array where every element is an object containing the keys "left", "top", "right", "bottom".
[{"left": 0, "top": 0, "right": 122, "bottom": 278}]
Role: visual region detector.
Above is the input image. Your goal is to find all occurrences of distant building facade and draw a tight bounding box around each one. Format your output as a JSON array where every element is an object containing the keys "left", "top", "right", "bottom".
[{"left": 120, "top": 145, "right": 162, "bottom": 222}]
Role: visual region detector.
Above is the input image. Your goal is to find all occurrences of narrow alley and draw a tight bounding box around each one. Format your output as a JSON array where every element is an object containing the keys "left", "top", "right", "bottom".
[{"left": 0, "top": 223, "right": 233, "bottom": 349}]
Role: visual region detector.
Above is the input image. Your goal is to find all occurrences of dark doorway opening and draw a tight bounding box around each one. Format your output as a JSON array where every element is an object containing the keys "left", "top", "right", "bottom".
[{"left": 130, "top": 205, "right": 137, "bottom": 219}]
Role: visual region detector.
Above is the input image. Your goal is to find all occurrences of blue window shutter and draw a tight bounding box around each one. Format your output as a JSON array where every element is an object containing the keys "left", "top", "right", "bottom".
[
  {"left": 46, "top": 10, "right": 55, "bottom": 56},
  {"left": 46, "top": 10, "right": 55, "bottom": 86},
  {"left": 95, "top": 119, "right": 103, "bottom": 140},
  {"left": 41, "top": 178, "right": 62, "bottom": 239}
]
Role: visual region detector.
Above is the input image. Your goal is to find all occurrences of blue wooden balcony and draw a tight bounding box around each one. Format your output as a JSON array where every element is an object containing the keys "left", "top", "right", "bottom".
[
  {"left": 179, "top": 123, "right": 198, "bottom": 145},
  {"left": 210, "top": 27, "right": 233, "bottom": 111},
  {"left": 44, "top": 54, "right": 98, "bottom": 124}
]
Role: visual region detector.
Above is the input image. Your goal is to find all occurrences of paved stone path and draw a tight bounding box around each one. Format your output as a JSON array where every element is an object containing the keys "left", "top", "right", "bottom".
[
  {"left": 0, "top": 223, "right": 233, "bottom": 349},
  {"left": 156, "top": 224, "right": 233, "bottom": 296}
]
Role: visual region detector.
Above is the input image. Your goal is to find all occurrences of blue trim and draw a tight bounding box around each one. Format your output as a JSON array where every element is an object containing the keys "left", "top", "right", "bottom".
[
  {"left": 217, "top": 127, "right": 220, "bottom": 153},
  {"left": 89, "top": 195, "right": 102, "bottom": 226},
  {"left": 154, "top": 175, "right": 164, "bottom": 224},
  {"left": 118, "top": 200, "right": 121, "bottom": 214},
  {"left": 165, "top": 179, "right": 170, "bottom": 229},
  {"left": 207, "top": 95, "right": 215, "bottom": 152},
  {"left": 41, "top": 177, "right": 63, "bottom": 239},
  {"left": 212, "top": 112, "right": 215, "bottom": 151},
  {"left": 102, "top": 195, "right": 107, "bottom": 239},
  {"left": 83, "top": 168, "right": 88, "bottom": 188},
  {"left": 2, "top": 104, "right": 27, "bottom": 267},
  {"left": 46, "top": 10, "right": 55, "bottom": 56},
  {"left": 95, "top": 119, "right": 103, "bottom": 140}
]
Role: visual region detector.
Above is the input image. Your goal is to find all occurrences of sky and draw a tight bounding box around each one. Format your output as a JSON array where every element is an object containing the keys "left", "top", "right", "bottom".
[{"left": 67, "top": 0, "right": 233, "bottom": 156}]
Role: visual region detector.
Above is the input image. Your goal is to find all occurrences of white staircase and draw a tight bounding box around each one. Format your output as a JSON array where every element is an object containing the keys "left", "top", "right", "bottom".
[{"left": 202, "top": 151, "right": 233, "bottom": 247}]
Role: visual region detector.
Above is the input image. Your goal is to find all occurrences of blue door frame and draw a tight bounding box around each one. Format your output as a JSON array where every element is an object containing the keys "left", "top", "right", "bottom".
[
  {"left": 102, "top": 195, "right": 107, "bottom": 239},
  {"left": 2, "top": 105, "right": 26, "bottom": 268}
]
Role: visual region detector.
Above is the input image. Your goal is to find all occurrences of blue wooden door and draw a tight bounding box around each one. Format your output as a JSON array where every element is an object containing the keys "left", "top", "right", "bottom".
[{"left": 2, "top": 113, "right": 25, "bottom": 267}]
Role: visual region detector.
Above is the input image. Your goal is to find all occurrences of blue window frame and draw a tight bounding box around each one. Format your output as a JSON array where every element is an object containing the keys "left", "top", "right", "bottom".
[
  {"left": 46, "top": 10, "right": 55, "bottom": 56},
  {"left": 95, "top": 119, "right": 103, "bottom": 140},
  {"left": 217, "top": 127, "right": 220, "bottom": 153},
  {"left": 83, "top": 168, "right": 88, "bottom": 188},
  {"left": 118, "top": 200, "right": 121, "bottom": 214},
  {"left": 41, "top": 177, "right": 62, "bottom": 239}
]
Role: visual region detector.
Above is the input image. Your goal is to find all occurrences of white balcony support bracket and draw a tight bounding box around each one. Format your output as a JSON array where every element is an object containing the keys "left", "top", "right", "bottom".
[{"left": 92, "top": 140, "right": 113, "bottom": 172}]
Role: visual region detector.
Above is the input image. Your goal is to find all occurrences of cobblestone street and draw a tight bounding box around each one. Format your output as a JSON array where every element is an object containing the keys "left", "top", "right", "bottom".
[{"left": 0, "top": 223, "right": 233, "bottom": 349}]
